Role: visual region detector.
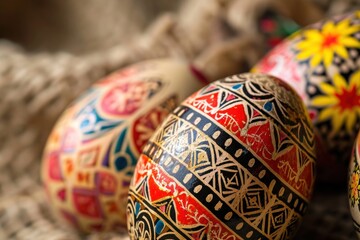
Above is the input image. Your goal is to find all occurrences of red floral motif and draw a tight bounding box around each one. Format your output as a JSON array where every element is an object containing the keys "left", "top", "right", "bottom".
[
  {"left": 47, "top": 151, "right": 63, "bottom": 181},
  {"left": 335, "top": 85, "right": 360, "bottom": 112},
  {"left": 97, "top": 172, "right": 117, "bottom": 195},
  {"left": 78, "top": 146, "right": 100, "bottom": 168},
  {"left": 72, "top": 190, "right": 103, "bottom": 218},
  {"left": 253, "top": 42, "right": 305, "bottom": 100},
  {"left": 132, "top": 155, "right": 237, "bottom": 239},
  {"left": 57, "top": 189, "right": 66, "bottom": 201},
  {"left": 100, "top": 80, "right": 161, "bottom": 117},
  {"left": 132, "top": 106, "right": 173, "bottom": 154}
]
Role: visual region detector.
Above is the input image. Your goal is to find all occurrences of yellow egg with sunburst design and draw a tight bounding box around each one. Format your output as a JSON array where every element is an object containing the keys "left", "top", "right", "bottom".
[{"left": 253, "top": 10, "right": 360, "bottom": 185}]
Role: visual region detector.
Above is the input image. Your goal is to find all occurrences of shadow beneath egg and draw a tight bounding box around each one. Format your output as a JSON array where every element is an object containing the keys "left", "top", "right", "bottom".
[{"left": 295, "top": 186, "right": 356, "bottom": 240}]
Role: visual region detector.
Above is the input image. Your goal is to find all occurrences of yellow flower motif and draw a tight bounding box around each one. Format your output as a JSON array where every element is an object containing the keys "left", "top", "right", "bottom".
[
  {"left": 311, "top": 71, "right": 360, "bottom": 134},
  {"left": 296, "top": 18, "right": 360, "bottom": 67},
  {"left": 351, "top": 171, "right": 360, "bottom": 201}
]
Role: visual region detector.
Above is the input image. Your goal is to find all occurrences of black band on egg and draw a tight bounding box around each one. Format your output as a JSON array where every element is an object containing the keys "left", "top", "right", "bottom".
[{"left": 167, "top": 105, "right": 308, "bottom": 215}]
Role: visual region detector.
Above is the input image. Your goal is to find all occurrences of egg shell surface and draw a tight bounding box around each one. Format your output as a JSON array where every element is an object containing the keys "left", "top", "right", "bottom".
[
  {"left": 127, "top": 73, "right": 316, "bottom": 240},
  {"left": 253, "top": 11, "right": 360, "bottom": 184},
  {"left": 41, "top": 59, "right": 207, "bottom": 233},
  {"left": 348, "top": 131, "right": 360, "bottom": 239}
]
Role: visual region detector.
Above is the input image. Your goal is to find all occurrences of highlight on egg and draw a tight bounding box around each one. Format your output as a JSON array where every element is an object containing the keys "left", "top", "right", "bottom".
[
  {"left": 127, "top": 73, "right": 316, "bottom": 240},
  {"left": 41, "top": 59, "right": 207, "bottom": 233},
  {"left": 348, "top": 131, "right": 360, "bottom": 239},
  {"left": 253, "top": 10, "right": 360, "bottom": 184}
]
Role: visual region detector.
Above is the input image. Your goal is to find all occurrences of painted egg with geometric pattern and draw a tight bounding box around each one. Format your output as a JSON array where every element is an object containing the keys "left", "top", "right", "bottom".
[
  {"left": 127, "top": 73, "right": 316, "bottom": 240},
  {"left": 348, "top": 130, "right": 360, "bottom": 239},
  {"left": 41, "top": 59, "right": 208, "bottom": 233},
  {"left": 253, "top": 10, "right": 360, "bottom": 185}
]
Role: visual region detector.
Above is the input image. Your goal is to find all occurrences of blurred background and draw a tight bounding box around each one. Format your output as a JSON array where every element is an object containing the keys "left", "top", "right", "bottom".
[{"left": 0, "top": 0, "right": 181, "bottom": 53}]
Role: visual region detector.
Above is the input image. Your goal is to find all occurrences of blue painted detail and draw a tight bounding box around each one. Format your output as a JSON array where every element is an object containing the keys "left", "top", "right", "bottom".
[
  {"left": 80, "top": 118, "right": 91, "bottom": 129},
  {"left": 76, "top": 99, "right": 122, "bottom": 140},
  {"left": 155, "top": 220, "right": 165, "bottom": 234},
  {"left": 126, "top": 144, "right": 138, "bottom": 167},
  {"left": 232, "top": 83, "right": 243, "bottom": 90},
  {"left": 115, "top": 156, "right": 128, "bottom": 171},
  {"left": 264, "top": 101, "right": 273, "bottom": 111},
  {"left": 135, "top": 202, "right": 141, "bottom": 216},
  {"left": 115, "top": 129, "right": 127, "bottom": 153},
  {"left": 112, "top": 128, "right": 138, "bottom": 171}
]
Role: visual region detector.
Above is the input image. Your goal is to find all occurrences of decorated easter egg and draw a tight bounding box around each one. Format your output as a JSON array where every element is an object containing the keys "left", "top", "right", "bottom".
[
  {"left": 127, "top": 73, "right": 316, "bottom": 240},
  {"left": 253, "top": 11, "right": 360, "bottom": 184},
  {"left": 348, "top": 131, "right": 360, "bottom": 238},
  {"left": 41, "top": 59, "right": 208, "bottom": 233}
]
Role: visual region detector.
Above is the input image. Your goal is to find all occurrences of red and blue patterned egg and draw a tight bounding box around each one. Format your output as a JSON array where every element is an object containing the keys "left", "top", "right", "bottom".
[
  {"left": 348, "top": 131, "right": 360, "bottom": 239},
  {"left": 41, "top": 59, "right": 207, "bottom": 233},
  {"left": 127, "top": 73, "right": 316, "bottom": 240},
  {"left": 253, "top": 11, "right": 360, "bottom": 184}
]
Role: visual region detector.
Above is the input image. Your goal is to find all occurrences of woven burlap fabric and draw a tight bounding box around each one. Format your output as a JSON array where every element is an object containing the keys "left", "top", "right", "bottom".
[{"left": 0, "top": 0, "right": 359, "bottom": 239}]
